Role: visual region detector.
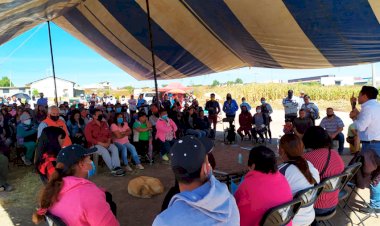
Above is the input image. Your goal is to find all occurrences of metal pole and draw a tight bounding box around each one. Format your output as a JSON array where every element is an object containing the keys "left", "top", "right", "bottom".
[
  {"left": 145, "top": 0, "right": 159, "bottom": 106},
  {"left": 372, "top": 63, "right": 376, "bottom": 87},
  {"left": 47, "top": 21, "right": 58, "bottom": 106}
]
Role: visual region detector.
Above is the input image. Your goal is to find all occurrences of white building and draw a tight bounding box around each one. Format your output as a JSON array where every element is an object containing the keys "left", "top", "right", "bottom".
[
  {"left": 0, "top": 86, "right": 31, "bottom": 97},
  {"left": 26, "top": 76, "right": 76, "bottom": 98}
]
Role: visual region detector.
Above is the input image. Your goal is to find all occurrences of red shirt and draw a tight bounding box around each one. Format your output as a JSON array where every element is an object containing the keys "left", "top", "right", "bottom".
[
  {"left": 304, "top": 148, "right": 345, "bottom": 209},
  {"left": 84, "top": 120, "right": 111, "bottom": 146}
]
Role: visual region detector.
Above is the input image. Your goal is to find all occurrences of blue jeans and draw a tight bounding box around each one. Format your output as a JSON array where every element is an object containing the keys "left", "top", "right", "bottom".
[
  {"left": 186, "top": 129, "right": 207, "bottom": 138},
  {"left": 361, "top": 142, "right": 380, "bottom": 208},
  {"left": 333, "top": 132, "right": 345, "bottom": 153},
  {"left": 114, "top": 142, "right": 141, "bottom": 165}
]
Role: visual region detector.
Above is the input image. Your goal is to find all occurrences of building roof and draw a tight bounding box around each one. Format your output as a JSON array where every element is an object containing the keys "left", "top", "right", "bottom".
[{"left": 25, "top": 76, "right": 76, "bottom": 86}]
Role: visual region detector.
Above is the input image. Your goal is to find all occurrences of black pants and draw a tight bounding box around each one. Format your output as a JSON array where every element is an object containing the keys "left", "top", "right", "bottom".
[
  {"left": 136, "top": 140, "right": 149, "bottom": 156},
  {"left": 285, "top": 114, "right": 297, "bottom": 123},
  {"left": 105, "top": 191, "right": 117, "bottom": 216}
]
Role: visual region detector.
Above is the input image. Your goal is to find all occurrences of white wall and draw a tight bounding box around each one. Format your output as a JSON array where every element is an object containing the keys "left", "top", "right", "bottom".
[
  {"left": 30, "top": 77, "right": 74, "bottom": 98},
  {"left": 0, "top": 87, "right": 30, "bottom": 97}
]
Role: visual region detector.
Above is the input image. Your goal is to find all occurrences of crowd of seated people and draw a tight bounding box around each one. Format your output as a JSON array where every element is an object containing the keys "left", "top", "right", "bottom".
[{"left": 3, "top": 89, "right": 377, "bottom": 226}]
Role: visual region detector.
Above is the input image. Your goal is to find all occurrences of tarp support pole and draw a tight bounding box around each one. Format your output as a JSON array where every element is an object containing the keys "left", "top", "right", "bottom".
[
  {"left": 47, "top": 21, "right": 59, "bottom": 106},
  {"left": 146, "top": 0, "right": 159, "bottom": 106}
]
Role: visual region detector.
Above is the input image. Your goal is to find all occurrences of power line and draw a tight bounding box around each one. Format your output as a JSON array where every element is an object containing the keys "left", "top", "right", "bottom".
[{"left": 0, "top": 23, "right": 45, "bottom": 65}]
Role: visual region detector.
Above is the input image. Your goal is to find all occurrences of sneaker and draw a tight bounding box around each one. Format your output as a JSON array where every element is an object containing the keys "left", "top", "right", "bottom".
[
  {"left": 0, "top": 184, "right": 12, "bottom": 192},
  {"left": 162, "top": 154, "right": 169, "bottom": 161},
  {"left": 111, "top": 167, "right": 125, "bottom": 177},
  {"left": 136, "top": 164, "right": 144, "bottom": 170},
  {"left": 21, "top": 156, "right": 32, "bottom": 166},
  {"left": 125, "top": 165, "right": 133, "bottom": 172}
]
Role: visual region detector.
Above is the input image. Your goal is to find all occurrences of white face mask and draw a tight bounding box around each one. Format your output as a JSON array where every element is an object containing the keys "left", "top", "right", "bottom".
[
  {"left": 256, "top": 110, "right": 261, "bottom": 113},
  {"left": 23, "top": 119, "right": 31, "bottom": 125}
]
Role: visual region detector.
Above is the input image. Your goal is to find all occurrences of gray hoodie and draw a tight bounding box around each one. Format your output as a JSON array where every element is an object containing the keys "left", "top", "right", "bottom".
[{"left": 153, "top": 175, "right": 240, "bottom": 226}]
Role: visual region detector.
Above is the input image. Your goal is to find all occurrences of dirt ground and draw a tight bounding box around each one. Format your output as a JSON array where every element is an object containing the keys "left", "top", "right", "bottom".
[{"left": 1, "top": 109, "right": 380, "bottom": 225}]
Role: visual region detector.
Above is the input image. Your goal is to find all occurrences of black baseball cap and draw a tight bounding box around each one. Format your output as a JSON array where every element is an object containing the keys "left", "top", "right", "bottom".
[
  {"left": 57, "top": 144, "right": 97, "bottom": 172},
  {"left": 170, "top": 136, "right": 208, "bottom": 177},
  {"left": 198, "top": 136, "right": 214, "bottom": 153}
]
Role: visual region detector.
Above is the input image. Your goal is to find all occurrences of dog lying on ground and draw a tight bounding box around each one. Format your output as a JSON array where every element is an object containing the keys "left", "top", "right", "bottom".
[{"left": 128, "top": 176, "right": 164, "bottom": 198}]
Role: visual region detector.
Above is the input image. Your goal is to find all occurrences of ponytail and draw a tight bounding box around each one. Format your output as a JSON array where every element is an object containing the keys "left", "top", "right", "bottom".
[
  {"left": 289, "top": 156, "right": 316, "bottom": 185},
  {"left": 280, "top": 134, "right": 317, "bottom": 185},
  {"left": 32, "top": 163, "right": 77, "bottom": 224}
]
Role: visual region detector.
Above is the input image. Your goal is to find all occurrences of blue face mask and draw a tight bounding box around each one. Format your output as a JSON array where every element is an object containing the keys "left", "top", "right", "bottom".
[
  {"left": 88, "top": 161, "right": 96, "bottom": 178},
  {"left": 107, "top": 107, "right": 112, "bottom": 112},
  {"left": 261, "top": 101, "right": 266, "bottom": 104},
  {"left": 162, "top": 115, "right": 168, "bottom": 120},
  {"left": 116, "top": 107, "right": 122, "bottom": 113},
  {"left": 117, "top": 117, "right": 124, "bottom": 124}
]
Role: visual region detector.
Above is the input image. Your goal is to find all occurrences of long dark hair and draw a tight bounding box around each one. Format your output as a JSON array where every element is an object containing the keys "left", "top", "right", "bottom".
[
  {"left": 35, "top": 127, "right": 66, "bottom": 168},
  {"left": 32, "top": 159, "right": 84, "bottom": 224},
  {"left": 302, "top": 126, "right": 332, "bottom": 150},
  {"left": 280, "top": 134, "right": 316, "bottom": 184},
  {"left": 248, "top": 146, "right": 277, "bottom": 174},
  {"left": 69, "top": 109, "right": 84, "bottom": 125}
]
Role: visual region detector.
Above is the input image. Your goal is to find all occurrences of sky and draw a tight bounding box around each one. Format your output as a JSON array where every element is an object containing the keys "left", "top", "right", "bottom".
[{"left": 0, "top": 22, "right": 379, "bottom": 88}]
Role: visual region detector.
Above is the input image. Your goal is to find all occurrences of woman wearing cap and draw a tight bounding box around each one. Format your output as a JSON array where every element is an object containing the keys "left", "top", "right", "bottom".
[
  {"left": 16, "top": 111, "right": 38, "bottom": 165},
  {"left": 32, "top": 145, "right": 119, "bottom": 226},
  {"left": 234, "top": 146, "right": 293, "bottom": 226}
]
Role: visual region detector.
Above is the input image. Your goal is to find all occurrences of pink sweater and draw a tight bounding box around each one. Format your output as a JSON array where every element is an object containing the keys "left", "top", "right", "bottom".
[
  {"left": 155, "top": 118, "right": 177, "bottom": 142},
  {"left": 234, "top": 171, "right": 293, "bottom": 226},
  {"left": 49, "top": 176, "right": 119, "bottom": 226}
]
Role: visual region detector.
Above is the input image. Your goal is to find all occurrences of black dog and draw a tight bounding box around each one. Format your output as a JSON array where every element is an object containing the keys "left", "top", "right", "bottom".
[{"left": 226, "top": 125, "right": 236, "bottom": 144}]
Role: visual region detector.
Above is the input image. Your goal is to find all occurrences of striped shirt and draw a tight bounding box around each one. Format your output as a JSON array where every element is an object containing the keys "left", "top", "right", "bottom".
[
  {"left": 319, "top": 116, "right": 344, "bottom": 134},
  {"left": 304, "top": 148, "right": 345, "bottom": 209}
]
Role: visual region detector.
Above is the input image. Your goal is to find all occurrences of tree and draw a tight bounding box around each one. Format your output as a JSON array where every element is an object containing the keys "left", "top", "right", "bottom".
[
  {"left": 0, "top": 76, "right": 13, "bottom": 87},
  {"left": 32, "top": 89, "right": 39, "bottom": 97},
  {"left": 227, "top": 81, "right": 234, "bottom": 86},
  {"left": 211, "top": 80, "right": 220, "bottom": 87},
  {"left": 235, "top": 78, "right": 243, "bottom": 84}
]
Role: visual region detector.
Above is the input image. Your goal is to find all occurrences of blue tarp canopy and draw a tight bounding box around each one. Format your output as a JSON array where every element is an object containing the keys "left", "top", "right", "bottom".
[{"left": 2, "top": 0, "right": 380, "bottom": 80}]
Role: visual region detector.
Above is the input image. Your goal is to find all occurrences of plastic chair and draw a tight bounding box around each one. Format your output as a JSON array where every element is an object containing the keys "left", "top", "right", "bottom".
[
  {"left": 294, "top": 183, "right": 325, "bottom": 208},
  {"left": 260, "top": 198, "right": 302, "bottom": 226},
  {"left": 315, "top": 172, "right": 350, "bottom": 225},
  {"left": 45, "top": 212, "right": 66, "bottom": 226},
  {"left": 339, "top": 162, "right": 377, "bottom": 225}
]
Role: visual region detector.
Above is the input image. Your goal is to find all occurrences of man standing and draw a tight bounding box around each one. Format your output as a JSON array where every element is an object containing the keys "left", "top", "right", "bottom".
[
  {"left": 351, "top": 86, "right": 380, "bottom": 213},
  {"left": 240, "top": 97, "right": 252, "bottom": 111},
  {"left": 37, "top": 92, "right": 48, "bottom": 107},
  {"left": 301, "top": 95, "right": 319, "bottom": 125},
  {"left": 282, "top": 90, "right": 299, "bottom": 122},
  {"left": 37, "top": 106, "right": 72, "bottom": 147},
  {"left": 85, "top": 109, "right": 125, "bottom": 177},
  {"left": 153, "top": 136, "right": 239, "bottom": 226},
  {"left": 205, "top": 93, "right": 221, "bottom": 131},
  {"left": 128, "top": 94, "right": 137, "bottom": 115},
  {"left": 260, "top": 97, "right": 273, "bottom": 141},
  {"left": 223, "top": 93, "right": 239, "bottom": 128},
  {"left": 319, "top": 108, "right": 345, "bottom": 154},
  {"left": 298, "top": 90, "right": 305, "bottom": 109},
  {"left": 120, "top": 95, "right": 127, "bottom": 106}
]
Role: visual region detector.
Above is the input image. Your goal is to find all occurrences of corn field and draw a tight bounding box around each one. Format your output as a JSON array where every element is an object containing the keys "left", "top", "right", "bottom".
[{"left": 193, "top": 83, "right": 363, "bottom": 103}]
